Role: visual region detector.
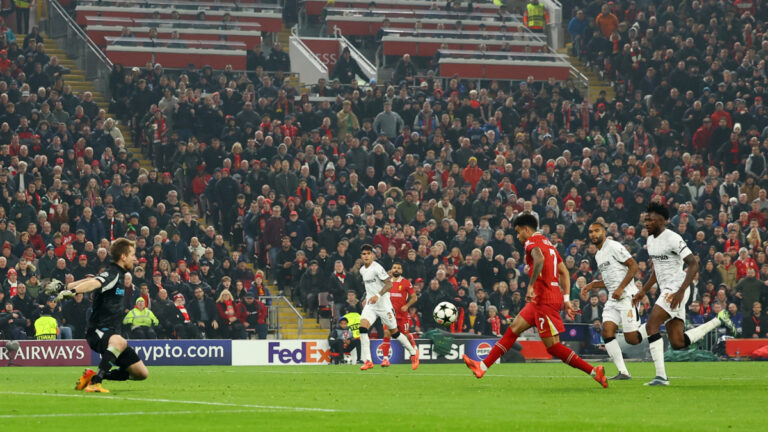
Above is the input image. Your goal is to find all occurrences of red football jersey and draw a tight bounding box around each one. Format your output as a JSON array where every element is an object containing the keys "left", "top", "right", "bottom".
[
  {"left": 524, "top": 233, "right": 564, "bottom": 305},
  {"left": 390, "top": 277, "right": 415, "bottom": 318}
]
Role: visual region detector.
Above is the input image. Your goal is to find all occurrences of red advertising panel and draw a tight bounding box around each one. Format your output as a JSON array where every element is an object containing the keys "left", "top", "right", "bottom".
[
  {"left": 0, "top": 340, "right": 92, "bottom": 366},
  {"left": 301, "top": 38, "right": 341, "bottom": 75}
]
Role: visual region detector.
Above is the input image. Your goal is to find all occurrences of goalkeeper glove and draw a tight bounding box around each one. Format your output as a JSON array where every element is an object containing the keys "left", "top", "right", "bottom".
[
  {"left": 45, "top": 279, "right": 66, "bottom": 295},
  {"left": 55, "top": 289, "right": 76, "bottom": 302}
]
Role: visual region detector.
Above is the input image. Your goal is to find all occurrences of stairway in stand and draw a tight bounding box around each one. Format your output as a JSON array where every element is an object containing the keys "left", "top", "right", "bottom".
[
  {"left": 44, "top": 33, "right": 326, "bottom": 340},
  {"left": 43, "top": 36, "right": 154, "bottom": 173},
  {"left": 558, "top": 45, "right": 615, "bottom": 102}
]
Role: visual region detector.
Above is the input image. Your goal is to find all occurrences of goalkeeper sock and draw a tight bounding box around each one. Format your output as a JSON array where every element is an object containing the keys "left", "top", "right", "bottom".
[
  {"left": 482, "top": 328, "right": 519, "bottom": 370},
  {"left": 381, "top": 337, "right": 391, "bottom": 359},
  {"left": 92, "top": 346, "right": 121, "bottom": 384},
  {"left": 547, "top": 343, "right": 595, "bottom": 375},
  {"left": 105, "top": 368, "right": 130, "bottom": 381}
]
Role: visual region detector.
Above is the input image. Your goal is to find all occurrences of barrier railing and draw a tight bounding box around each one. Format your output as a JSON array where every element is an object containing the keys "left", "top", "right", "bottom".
[
  {"left": 259, "top": 295, "right": 304, "bottom": 339},
  {"left": 84, "top": 15, "right": 264, "bottom": 31},
  {"left": 76, "top": 0, "right": 282, "bottom": 12},
  {"left": 43, "top": 0, "right": 114, "bottom": 97}
]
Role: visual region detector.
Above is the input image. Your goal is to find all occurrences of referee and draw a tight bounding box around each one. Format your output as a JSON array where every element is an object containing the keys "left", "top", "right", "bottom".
[{"left": 50, "top": 238, "right": 149, "bottom": 393}]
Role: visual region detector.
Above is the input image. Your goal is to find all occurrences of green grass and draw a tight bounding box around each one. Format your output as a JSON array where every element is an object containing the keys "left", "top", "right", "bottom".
[{"left": 1, "top": 362, "right": 765, "bottom": 431}]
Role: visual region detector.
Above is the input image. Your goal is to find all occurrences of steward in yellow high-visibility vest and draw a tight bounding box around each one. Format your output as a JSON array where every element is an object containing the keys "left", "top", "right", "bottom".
[
  {"left": 13, "top": 0, "right": 30, "bottom": 35},
  {"left": 35, "top": 315, "right": 58, "bottom": 340},
  {"left": 524, "top": 0, "right": 550, "bottom": 32},
  {"left": 123, "top": 298, "right": 159, "bottom": 339},
  {"left": 343, "top": 312, "right": 361, "bottom": 339}
]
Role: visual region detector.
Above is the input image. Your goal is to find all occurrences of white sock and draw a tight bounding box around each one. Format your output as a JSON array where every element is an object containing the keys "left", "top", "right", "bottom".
[
  {"left": 685, "top": 317, "right": 721, "bottom": 345},
  {"left": 648, "top": 336, "right": 666, "bottom": 379},
  {"left": 360, "top": 333, "right": 371, "bottom": 362},
  {"left": 396, "top": 333, "right": 416, "bottom": 356},
  {"left": 605, "top": 339, "right": 629, "bottom": 375},
  {"left": 638, "top": 324, "right": 648, "bottom": 341},
  {"left": 480, "top": 362, "right": 488, "bottom": 371}
]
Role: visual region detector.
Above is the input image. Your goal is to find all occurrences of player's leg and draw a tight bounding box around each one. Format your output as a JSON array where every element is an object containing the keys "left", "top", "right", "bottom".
[
  {"left": 398, "top": 318, "right": 416, "bottom": 348},
  {"left": 644, "top": 304, "right": 671, "bottom": 386},
  {"left": 464, "top": 304, "right": 532, "bottom": 378},
  {"left": 84, "top": 332, "right": 128, "bottom": 392},
  {"left": 381, "top": 309, "right": 418, "bottom": 368},
  {"left": 682, "top": 309, "right": 734, "bottom": 345},
  {"left": 537, "top": 305, "right": 607, "bottom": 388},
  {"left": 359, "top": 305, "right": 376, "bottom": 369},
  {"left": 603, "top": 304, "right": 633, "bottom": 379},
  {"left": 381, "top": 326, "right": 391, "bottom": 367},
  {"left": 623, "top": 303, "right": 646, "bottom": 345},
  {"left": 601, "top": 319, "right": 630, "bottom": 379}
]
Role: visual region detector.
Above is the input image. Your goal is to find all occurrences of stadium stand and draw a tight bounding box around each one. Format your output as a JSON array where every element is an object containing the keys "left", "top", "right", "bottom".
[{"left": 2, "top": 0, "right": 768, "bottom": 353}]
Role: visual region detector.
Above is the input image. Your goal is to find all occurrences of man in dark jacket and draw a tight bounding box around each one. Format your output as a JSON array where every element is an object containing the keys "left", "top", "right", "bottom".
[
  {"left": 188, "top": 285, "right": 219, "bottom": 338},
  {"left": 75, "top": 207, "right": 106, "bottom": 244},
  {"left": 214, "top": 168, "right": 241, "bottom": 239},
  {"left": 268, "top": 43, "right": 290, "bottom": 72},
  {"left": 332, "top": 47, "right": 365, "bottom": 84},
  {"left": 10, "top": 192, "right": 36, "bottom": 231},
  {"left": 328, "top": 316, "right": 360, "bottom": 364},
  {"left": 163, "top": 232, "right": 190, "bottom": 265},
  {"left": 62, "top": 292, "right": 91, "bottom": 338},
  {"left": 297, "top": 260, "right": 328, "bottom": 316},
  {"left": 242, "top": 291, "right": 268, "bottom": 339}
]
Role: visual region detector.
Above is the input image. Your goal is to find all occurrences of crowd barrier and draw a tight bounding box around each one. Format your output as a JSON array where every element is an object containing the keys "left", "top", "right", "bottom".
[
  {"left": 0, "top": 338, "right": 497, "bottom": 366},
  {"left": 3, "top": 333, "right": 743, "bottom": 366}
]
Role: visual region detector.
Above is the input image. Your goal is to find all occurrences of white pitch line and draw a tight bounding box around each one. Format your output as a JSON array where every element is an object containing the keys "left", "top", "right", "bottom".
[
  {"left": 0, "top": 409, "right": 260, "bottom": 419},
  {"left": 249, "top": 369, "right": 768, "bottom": 380},
  {"left": 0, "top": 391, "right": 340, "bottom": 413}
]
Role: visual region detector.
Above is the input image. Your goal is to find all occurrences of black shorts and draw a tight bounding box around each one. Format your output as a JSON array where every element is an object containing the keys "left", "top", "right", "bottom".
[
  {"left": 86, "top": 327, "right": 118, "bottom": 354},
  {"left": 86, "top": 327, "right": 141, "bottom": 369}
]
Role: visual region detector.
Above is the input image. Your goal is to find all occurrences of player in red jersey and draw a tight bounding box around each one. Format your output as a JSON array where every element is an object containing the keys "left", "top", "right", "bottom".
[
  {"left": 463, "top": 214, "right": 607, "bottom": 388},
  {"left": 380, "top": 262, "right": 418, "bottom": 367}
]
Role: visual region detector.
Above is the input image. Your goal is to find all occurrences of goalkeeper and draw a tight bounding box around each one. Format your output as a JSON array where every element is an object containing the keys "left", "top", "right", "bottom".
[{"left": 47, "top": 238, "right": 148, "bottom": 393}]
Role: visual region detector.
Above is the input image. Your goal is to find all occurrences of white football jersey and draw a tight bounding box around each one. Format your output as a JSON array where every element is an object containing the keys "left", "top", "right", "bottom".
[
  {"left": 359, "top": 261, "right": 392, "bottom": 308},
  {"left": 646, "top": 228, "right": 692, "bottom": 292},
  {"left": 595, "top": 238, "right": 638, "bottom": 299}
]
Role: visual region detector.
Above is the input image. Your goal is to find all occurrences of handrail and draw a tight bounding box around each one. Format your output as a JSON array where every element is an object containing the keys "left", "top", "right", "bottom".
[
  {"left": 290, "top": 25, "right": 328, "bottom": 74},
  {"left": 85, "top": 16, "right": 263, "bottom": 30},
  {"left": 77, "top": 0, "right": 282, "bottom": 11},
  {"left": 324, "top": 6, "right": 522, "bottom": 21},
  {"left": 104, "top": 36, "right": 247, "bottom": 49},
  {"left": 381, "top": 28, "right": 544, "bottom": 42},
  {"left": 259, "top": 295, "right": 304, "bottom": 339},
  {"left": 47, "top": 0, "right": 113, "bottom": 69}
]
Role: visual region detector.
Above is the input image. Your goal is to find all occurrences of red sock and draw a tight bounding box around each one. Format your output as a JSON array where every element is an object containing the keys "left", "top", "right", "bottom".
[
  {"left": 482, "top": 328, "right": 519, "bottom": 368},
  {"left": 547, "top": 343, "right": 594, "bottom": 375},
  {"left": 405, "top": 332, "right": 415, "bottom": 348},
  {"left": 382, "top": 338, "right": 391, "bottom": 358}
]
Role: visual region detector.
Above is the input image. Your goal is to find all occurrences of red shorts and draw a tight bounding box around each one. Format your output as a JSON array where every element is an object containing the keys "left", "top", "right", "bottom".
[
  {"left": 384, "top": 316, "right": 411, "bottom": 333},
  {"left": 519, "top": 302, "right": 564, "bottom": 338}
]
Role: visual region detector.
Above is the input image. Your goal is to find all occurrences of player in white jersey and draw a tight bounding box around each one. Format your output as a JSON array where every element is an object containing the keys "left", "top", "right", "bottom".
[
  {"left": 635, "top": 204, "right": 735, "bottom": 386},
  {"left": 584, "top": 222, "right": 648, "bottom": 380},
  {"left": 358, "top": 244, "right": 419, "bottom": 371}
]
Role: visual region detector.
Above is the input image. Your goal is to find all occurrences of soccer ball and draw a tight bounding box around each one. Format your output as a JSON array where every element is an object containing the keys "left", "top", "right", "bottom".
[{"left": 433, "top": 301, "right": 458, "bottom": 326}]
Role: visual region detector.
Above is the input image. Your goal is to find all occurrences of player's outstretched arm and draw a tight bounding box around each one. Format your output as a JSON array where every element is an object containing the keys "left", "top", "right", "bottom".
[{"left": 54, "top": 277, "right": 103, "bottom": 301}]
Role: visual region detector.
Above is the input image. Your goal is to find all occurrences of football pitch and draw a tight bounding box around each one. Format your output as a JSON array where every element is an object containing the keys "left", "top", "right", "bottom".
[{"left": 1, "top": 362, "right": 765, "bottom": 431}]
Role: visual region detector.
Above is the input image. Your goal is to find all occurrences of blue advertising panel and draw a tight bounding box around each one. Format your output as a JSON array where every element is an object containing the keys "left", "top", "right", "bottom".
[{"left": 93, "top": 340, "right": 232, "bottom": 366}]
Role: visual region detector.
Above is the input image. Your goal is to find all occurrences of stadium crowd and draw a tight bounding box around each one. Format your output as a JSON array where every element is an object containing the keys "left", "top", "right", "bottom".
[{"left": 3, "top": 0, "right": 768, "bottom": 347}]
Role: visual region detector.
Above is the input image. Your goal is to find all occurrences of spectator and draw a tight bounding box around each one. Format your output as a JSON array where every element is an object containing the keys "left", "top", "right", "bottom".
[
  {"left": 123, "top": 297, "right": 159, "bottom": 339},
  {"left": 743, "top": 302, "right": 768, "bottom": 338},
  {"left": 188, "top": 286, "right": 219, "bottom": 338},
  {"left": 242, "top": 291, "right": 268, "bottom": 339},
  {"left": 328, "top": 316, "right": 360, "bottom": 364},
  {"left": 215, "top": 289, "right": 247, "bottom": 339}
]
